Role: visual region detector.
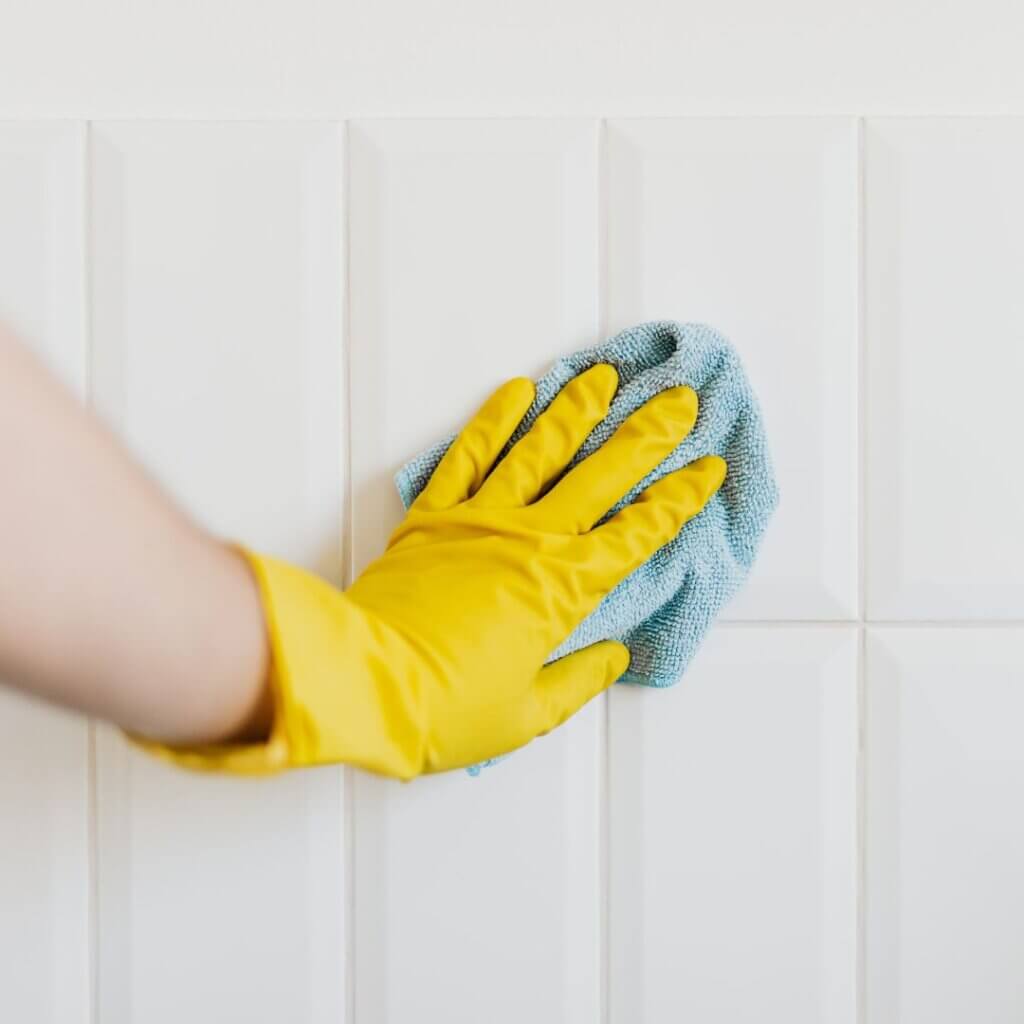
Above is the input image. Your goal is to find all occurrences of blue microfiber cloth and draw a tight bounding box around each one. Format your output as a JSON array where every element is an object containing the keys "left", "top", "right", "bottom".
[{"left": 395, "top": 321, "right": 778, "bottom": 768}]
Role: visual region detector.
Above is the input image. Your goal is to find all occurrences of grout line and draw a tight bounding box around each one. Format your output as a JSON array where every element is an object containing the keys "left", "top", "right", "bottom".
[
  {"left": 857, "top": 622, "right": 868, "bottom": 1024},
  {"left": 79, "top": 120, "right": 94, "bottom": 408},
  {"left": 868, "top": 619, "right": 1024, "bottom": 628},
  {"left": 597, "top": 121, "right": 609, "bottom": 340},
  {"left": 857, "top": 116, "right": 868, "bottom": 630},
  {"left": 855, "top": 114, "right": 868, "bottom": 1024},
  {"left": 80, "top": 117, "right": 101, "bottom": 1024},
  {"left": 596, "top": 115, "right": 611, "bottom": 1024},
  {"left": 340, "top": 117, "right": 358, "bottom": 1024},
  {"left": 715, "top": 618, "right": 1024, "bottom": 629},
  {"left": 86, "top": 721, "right": 98, "bottom": 1024},
  {"left": 341, "top": 122, "right": 355, "bottom": 596},
  {"left": 5, "top": 111, "right": 1024, "bottom": 124},
  {"left": 717, "top": 618, "right": 859, "bottom": 628}
]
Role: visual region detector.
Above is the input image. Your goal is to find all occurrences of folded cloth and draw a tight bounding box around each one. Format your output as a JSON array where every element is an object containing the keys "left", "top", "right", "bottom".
[{"left": 395, "top": 321, "right": 778, "bottom": 758}]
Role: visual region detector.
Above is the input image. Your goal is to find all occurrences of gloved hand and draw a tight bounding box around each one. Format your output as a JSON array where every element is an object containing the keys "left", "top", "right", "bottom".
[{"left": 134, "top": 364, "right": 725, "bottom": 779}]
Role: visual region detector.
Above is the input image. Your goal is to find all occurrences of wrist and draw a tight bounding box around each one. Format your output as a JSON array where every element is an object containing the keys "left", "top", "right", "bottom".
[{"left": 128, "top": 534, "right": 272, "bottom": 747}]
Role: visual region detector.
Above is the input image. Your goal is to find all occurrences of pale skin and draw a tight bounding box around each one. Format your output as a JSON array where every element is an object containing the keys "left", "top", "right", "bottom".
[{"left": 0, "top": 326, "right": 272, "bottom": 744}]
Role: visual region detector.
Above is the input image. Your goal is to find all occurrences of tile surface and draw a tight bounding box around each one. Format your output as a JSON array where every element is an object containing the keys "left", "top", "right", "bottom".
[
  {"left": 866, "top": 118, "right": 1024, "bottom": 619},
  {"left": 348, "top": 119, "right": 602, "bottom": 1024},
  {"left": 609, "top": 627, "right": 858, "bottom": 1024},
  {"left": 0, "top": 122, "right": 90, "bottom": 1024},
  {"left": 607, "top": 118, "right": 859, "bottom": 621},
  {"left": 89, "top": 121, "right": 346, "bottom": 1024},
  {"left": 867, "top": 628, "right": 1024, "bottom": 1022},
  {"left": 2, "top": 112, "right": 1024, "bottom": 1024}
]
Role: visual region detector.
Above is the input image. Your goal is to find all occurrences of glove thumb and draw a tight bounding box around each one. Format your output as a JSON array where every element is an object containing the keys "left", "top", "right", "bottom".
[{"left": 531, "top": 640, "right": 630, "bottom": 737}]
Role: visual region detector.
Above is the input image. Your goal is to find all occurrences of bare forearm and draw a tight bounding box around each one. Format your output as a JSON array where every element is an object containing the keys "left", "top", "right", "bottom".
[{"left": 0, "top": 327, "right": 270, "bottom": 744}]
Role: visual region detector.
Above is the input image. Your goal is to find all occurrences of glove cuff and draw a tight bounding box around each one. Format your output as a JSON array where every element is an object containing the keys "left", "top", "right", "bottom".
[{"left": 128, "top": 548, "right": 423, "bottom": 778}]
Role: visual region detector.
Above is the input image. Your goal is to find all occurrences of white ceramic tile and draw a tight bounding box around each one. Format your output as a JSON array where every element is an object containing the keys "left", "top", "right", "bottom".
[
  {"left": 348, "top": 119, "right": 601, "bottom": 1024},
  {"left": 0, "top": 121, "right": 91, "bottom": 1024},
  {"left": 90, "top": 121, "right": 345, "bottom": 1024},
  {"left": 0, "top": 122, "right": 85, "bottom": 384},
  {"left": 606, "top": 118, "right": 859, "bottom": 621},
  {"left": 609, "top": 627, "right": 858, "bottom": 1024},
  {"left": 867, "top": 627, "right": 1024, "bottom": 1022},
  {"left": 866, "top": 119, "right": 1024, "bottom": 620}
]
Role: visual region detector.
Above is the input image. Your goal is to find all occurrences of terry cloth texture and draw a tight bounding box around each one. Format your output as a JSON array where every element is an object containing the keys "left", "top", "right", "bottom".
[{"left": 395, "top": 319, "right": 778, "bottom": 696}]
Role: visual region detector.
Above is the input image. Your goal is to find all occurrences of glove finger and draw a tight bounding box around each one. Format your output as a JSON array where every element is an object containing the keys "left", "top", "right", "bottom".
[
  {"left": 412, "top": 376, "right": 535, "bottom": 511},
  {"left": 422, "top": 642, "right": 628, "bottom": 775},
  {"left": 534, "top": 385, "right": 699, "bottom": 533},
  {"left": 583, "top": 455, "right": 727, "bottom": 588},
  {"left": 528, "top": 640, "right": 630, "bottom": 738},
  {"left": 471, "top": 364, "right": 618, "bottom": 508}
]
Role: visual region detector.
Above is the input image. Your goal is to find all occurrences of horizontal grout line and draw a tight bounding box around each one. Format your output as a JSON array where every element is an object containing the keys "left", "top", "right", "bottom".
[
  {"left": 867, "top": 618, "right": 1024, "bottom": 628},
  {"left": 6, "top": 112, "right": 1024, "bottom": 125},
  {"left": 718, "top": 619, "right": 859, "bottom": 628},
  {"left": 718, "top": 618, "right": 1024, "bottom": 629}
]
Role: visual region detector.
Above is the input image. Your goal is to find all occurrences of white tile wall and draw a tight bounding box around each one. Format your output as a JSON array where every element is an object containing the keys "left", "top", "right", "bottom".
[
  {"left": 867, "top": 628, "right": 1024, "bottom": 1022},
  {"left": 606, "top": 118, "right": 860, "bottom": 620},
  {"left": 89, "top": 122, "right": 346, "bottom": 1024},
  {"left": 609, "top": 627, "right": 858, "bottom": 1024},
  {"left": 865, "top": 118, "right": 1024, "bottom": 620},
  {"left": 348, "top": 119, "right": 602, "bottom": 1024},
  {"left": 1, "top": 115, "right": 1022, "bottom": 1024}
]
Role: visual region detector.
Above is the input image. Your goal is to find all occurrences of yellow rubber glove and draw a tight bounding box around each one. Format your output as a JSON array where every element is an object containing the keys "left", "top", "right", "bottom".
[{"left": 134, "top": 364, "right": 725, "bottom": 779}]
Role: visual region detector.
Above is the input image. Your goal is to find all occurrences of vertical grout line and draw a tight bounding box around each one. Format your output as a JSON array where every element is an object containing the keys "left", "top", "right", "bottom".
[
  {"left": 597, "top": 119, "right": 610, "bottom": 349},
  {"left": 596, "top": 115, "right": 611, "bottom": 1024},
  {"left": 80, "top": 117, "right": 100, "bottom": 1024},
  {"left": 856, "top": 125, "right": 868, "bottom": 628},
  {"left": 81, "top": 121, "right": 94, "bottom": 407},
  {"left": 857, "top": 617, "right": 868, "bottom": 1024},
  {"left": 855, "top": 114, "right": 868, "bottom": 1024},
  {"left": 340, "top": 116, "right": 357, "bottom": 1024},
  {"left": 341, "top": 121, "right": 355, "bottom": 596},
  {"left": 87, "top": 719, "right": 98, "bottom": 1024}
]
